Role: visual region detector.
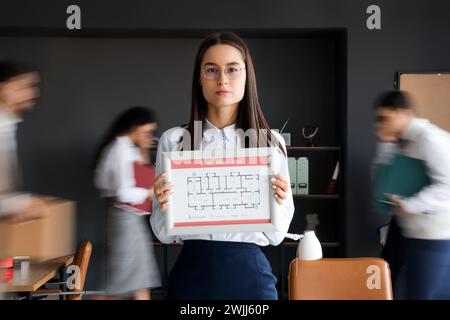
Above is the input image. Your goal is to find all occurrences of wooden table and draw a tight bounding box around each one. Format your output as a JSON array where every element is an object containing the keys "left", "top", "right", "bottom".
[{"left": 2, "top": 255, "right": 74, "bottom": 294}]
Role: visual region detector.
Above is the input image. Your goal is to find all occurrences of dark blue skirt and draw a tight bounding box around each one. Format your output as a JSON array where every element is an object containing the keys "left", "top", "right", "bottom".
[{"left": 167, "top": 240, "right": 278, "bottom": 300}]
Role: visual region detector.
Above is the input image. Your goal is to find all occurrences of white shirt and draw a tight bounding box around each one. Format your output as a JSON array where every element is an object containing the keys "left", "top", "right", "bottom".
[
  {"left": 94, "top": 136, "right": 149, "bottom": 205},
  {"left": 0, "top": 107, "right": 30, "bottom": 216},
  {"left": 394, "top": 118, "right": 450, "bottom": 239},
  {"left": 150, "top": 119, "right": 295, "bottom": 246}
]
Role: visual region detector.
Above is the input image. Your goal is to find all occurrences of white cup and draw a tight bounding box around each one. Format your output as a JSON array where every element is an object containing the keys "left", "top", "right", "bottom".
[{"left": 20, "top": 261, "right": 30, "bottom": 277}]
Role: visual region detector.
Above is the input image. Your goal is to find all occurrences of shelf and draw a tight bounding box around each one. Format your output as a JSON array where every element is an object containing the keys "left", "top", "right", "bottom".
[
  {"left": 293, "top": 194, "right": 339, "bottom": 199},
  {"left": 153, "top": 241, "right": 182, "bottom": 246},
  {"left": 154, "top": 241, "right": 341, "bottom": 248},
  {"left": 282, "top": 241, "right": 341, "bottom": 248},
  {"left": 286, "top": 146, "right": 341, "bottom": 152},
  {"left": 154, "top": 241, "right": 339, "bottom": 247}
]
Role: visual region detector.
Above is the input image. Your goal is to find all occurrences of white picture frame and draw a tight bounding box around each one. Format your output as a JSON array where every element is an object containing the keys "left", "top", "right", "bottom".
[{"left": 161, "top": 147, "right": 282, "bottom": 236}]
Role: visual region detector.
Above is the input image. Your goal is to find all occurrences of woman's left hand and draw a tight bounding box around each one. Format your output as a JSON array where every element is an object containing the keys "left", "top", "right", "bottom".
[{"left": 271, "top": 174, "right": 289, "bottom": 205}]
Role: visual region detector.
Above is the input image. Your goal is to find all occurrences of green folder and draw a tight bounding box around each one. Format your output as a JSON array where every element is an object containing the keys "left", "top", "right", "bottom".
[{"left": 373, "top": 154, "right": 431, "bottom": 215}]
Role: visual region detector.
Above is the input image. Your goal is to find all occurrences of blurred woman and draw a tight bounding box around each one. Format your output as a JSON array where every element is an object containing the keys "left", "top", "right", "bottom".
[{"left": 94, "top": 106, "right": 161, "bottom": 300}]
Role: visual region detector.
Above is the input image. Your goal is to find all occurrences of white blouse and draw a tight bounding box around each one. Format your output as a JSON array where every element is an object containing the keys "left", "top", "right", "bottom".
[
  {"left": 150, "top": 119, "right": 295, "bottom": 246},
  {"left": 394, "top": 118, "right": 450, "bottom": 239},
  {"left": 94, "top": 136, "right": 149, "bottom": 205},
  {"left": 0, "top": 107, "right": 30, "bottom": 216}
]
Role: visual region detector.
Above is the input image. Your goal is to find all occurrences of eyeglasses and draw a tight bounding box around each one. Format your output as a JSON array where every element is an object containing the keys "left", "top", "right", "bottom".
[{"left": 200, "top": 65, "right": 246, "bottom": 80}]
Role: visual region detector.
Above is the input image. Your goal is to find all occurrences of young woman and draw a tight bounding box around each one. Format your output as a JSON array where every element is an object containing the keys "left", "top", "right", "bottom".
[
  {"left": 94, "top": 106, "right": 161, "bottom": 300},
  {"left": 151, "top": 33, "right": 294, "bottom": 300}
]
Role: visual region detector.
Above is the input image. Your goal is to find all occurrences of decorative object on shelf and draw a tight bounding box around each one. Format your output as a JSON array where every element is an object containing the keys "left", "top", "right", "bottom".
[
  {"left": 305, "top": 213, "right": 320, "bottom": 232},
  {"left": 327, "top": 161, "right": 340, "bottom": 194},
  {"left": 279, "top": 118, "right": 291, "bottom": 146},
  {"left": 302, "top": 125, "right": 319, "bottom": 147},
  {"left": 296, "top": 230, "right": 323, "bottom": 260}
]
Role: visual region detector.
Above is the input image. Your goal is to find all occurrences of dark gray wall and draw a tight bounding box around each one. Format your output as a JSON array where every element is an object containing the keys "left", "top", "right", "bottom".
[
  {"left": 0, "top": 35, "right": 340, "bottom": 290},
  {"left": 2, "top": 0, "right": 450, "bottom": 289}
]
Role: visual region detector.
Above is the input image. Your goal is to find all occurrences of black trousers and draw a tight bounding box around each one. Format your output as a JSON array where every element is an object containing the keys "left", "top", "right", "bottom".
[{"left": 381, "top": 217, "right": 405, "bottom": 293}]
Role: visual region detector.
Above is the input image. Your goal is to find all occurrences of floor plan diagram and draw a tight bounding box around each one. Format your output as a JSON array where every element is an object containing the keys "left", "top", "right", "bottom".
[
  {"left": 163, "top": 148, "right": 278, "bottom": 234},
  {"left": 187, "top": 172, "right": 261, "bottom": 210}
]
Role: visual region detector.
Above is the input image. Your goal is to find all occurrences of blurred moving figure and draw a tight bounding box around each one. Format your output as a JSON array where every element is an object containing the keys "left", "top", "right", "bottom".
[
  {"left": 373, "top": 90, "right": 450, "bottom": 299},
  {"left": 0, "top": 61, "right": 45, "bottom": 296},
  {"left": 94, "top": 107, "right": 161, "bottom": 300},
  {"left": 0, "top": 60, "right": 45, "bottom": 299},
  {"left": 0, "top": 60, "right": 44, "bottom": 223}
]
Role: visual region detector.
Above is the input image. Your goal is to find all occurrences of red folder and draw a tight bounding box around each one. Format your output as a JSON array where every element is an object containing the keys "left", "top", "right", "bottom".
[
  {"left": 0, "top": 257, "right": 13, "bottom": 282},
  {"left": 118, "top": 162, "right": 155, "bottom": 214}
]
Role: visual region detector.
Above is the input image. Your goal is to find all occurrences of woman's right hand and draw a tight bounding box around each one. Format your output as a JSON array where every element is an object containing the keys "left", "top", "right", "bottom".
[{"left": 153, "top": 173, "right": 172, "bottom": 212}]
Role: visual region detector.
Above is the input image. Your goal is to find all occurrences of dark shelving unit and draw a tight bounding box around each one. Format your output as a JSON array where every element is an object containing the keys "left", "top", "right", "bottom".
[
  {"left": 273, "top": 145, "right": 344, "bottom": 299},
  {"left": 293, "top": 194, "right": 340, "bottom": 199}
]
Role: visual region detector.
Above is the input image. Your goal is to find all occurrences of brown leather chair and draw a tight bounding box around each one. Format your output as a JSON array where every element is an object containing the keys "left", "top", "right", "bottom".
[
  {"left": 288, "top": 258, "right": 393, "bottom": 300},
  {"left": 67, "top": 240, "right": 92, "bottom": 300},
  {"left": 32, "top": 240, "right": 93, "bottom": 300}
]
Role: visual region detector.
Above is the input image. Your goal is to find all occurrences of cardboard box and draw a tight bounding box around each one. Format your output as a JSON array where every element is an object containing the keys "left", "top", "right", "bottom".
[{"left": 0, "top": 196, "right": 76, "bottom": 261}]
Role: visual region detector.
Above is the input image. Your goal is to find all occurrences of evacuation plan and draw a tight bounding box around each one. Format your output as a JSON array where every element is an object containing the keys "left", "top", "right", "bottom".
[{"left": 187, "top": 172, "right": 261, "bottom": 210}]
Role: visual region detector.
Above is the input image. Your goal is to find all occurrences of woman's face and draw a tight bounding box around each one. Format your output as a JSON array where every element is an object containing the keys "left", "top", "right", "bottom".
[
  {"left": 129, "top": 122, "right": 157, "bottom": 149},
  {"left": 200, "top": 44, "right": 247, "bottom": 111}
]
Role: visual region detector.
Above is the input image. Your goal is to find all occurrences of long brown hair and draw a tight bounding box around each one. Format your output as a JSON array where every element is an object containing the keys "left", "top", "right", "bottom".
[{"left": 184, "top": 32, "right": 286, "bottom": 156}]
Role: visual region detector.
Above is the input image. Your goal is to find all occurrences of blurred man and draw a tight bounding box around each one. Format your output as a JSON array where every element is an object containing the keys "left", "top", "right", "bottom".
[
  {"left": 0, "top": 60, "right": 44, "bottom": 222},
  {"left": 0, "top": 61, "right": 43, "bottom": 299},
  {"left": 374, "top": 90, "right": 450, "bottom": 299},
  {"left": 0, "top": 61, "right": 45, "bottom": 296},
  {"left": 0, "top": 60, "right": 46, "bottom": 298}
]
